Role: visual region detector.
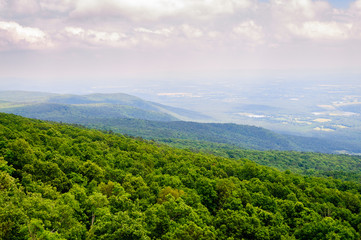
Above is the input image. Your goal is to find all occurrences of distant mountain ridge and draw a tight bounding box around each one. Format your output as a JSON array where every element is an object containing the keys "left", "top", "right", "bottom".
[
  {"left": 78, "top": 118, "right": 360, "bottom": 153},
  {"left": 0, "top": 91, "right": 359, "bottom": 154},
  {"left": 0, "top": 91, "right": 210, "bottom": 122}
]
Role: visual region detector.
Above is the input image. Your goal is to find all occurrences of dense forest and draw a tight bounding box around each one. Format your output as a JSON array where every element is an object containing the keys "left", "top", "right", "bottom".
[
  {"left": 59, "top": 118, "right": 361, "bottom": 154},
  {"left": 162, "top": 138, "right": 361, "bottom": 183},
  {"left": 1, "top": 113, "right": 361, "bottom": 239}
]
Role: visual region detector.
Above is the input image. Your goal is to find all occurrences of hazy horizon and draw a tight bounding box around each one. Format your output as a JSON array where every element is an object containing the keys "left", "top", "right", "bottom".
[{"left": 1, "top": 0, "right": 361, "bottom": 94}]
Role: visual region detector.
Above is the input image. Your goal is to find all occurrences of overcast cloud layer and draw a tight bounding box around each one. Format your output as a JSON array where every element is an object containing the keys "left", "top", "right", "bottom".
[{"left": 1, "top": 0, "right": 361, "bottom": 86}]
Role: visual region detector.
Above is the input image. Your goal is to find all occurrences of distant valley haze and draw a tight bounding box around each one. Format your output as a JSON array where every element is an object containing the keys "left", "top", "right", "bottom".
[
  {"left": 1, "top": 0, "right": 361, "bottom": 153},
  {"left": 1, "top": 89, "right": 361, "bottom": 154}
]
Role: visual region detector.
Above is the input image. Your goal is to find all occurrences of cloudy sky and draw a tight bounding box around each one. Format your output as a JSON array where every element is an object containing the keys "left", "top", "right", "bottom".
[{"left": 0, "top": 0, "right": 361, "bottom": 92}]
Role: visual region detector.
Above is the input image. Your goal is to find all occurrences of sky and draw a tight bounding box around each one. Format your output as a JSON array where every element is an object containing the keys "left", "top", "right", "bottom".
[{"left": 1, "top": 0, "right": 361, "bottom": 92}]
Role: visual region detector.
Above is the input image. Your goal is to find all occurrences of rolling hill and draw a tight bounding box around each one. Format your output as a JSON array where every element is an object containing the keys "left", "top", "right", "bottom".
[
  {"left": 1, "top": 91, "right": 360, "bottom": 154},
  {"left": 1, "top": 112, "right": 361, "bottom": 239},
  {"left": 76, "top": 118, "right": 361, "bottom": 154},
  {"left": 0, "top": 91, "right": 210, "bottom": 122}
]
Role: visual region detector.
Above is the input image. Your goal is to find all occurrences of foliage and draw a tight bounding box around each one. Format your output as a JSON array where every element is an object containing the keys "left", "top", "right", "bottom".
[
  {"left": 74, "top": 118, "right": 360, "bottom": 153},
  {"left": 162, "top": 138, "right": 361, "bottom": 183},
  {"left": 1, "top": 113, "right": 361, "bottom": 239}
]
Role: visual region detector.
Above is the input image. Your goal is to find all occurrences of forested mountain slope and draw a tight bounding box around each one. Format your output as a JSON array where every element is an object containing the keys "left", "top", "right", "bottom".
[
  {"left": 1, "top": 103, "right": 179, "bottom": 122},
  {"left": 1, "top": 91, "right": 359, "bottom": 154},
  {"left": 79, "top": 118, "right": 360, "bottom": 154},
  {"left": 162, "top": 138, "right": 361, "bottom": 183},
  {"left": 1, "top": 113, "right": 361, "bottom": 239},
  {"left": 0, "top": 91, "right": 210, "bottom": 122}
]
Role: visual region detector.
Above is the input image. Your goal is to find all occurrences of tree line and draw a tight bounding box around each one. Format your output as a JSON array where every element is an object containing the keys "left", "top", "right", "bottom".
[{"left": 1, "top": 113, "right": 361, "bottom": 239}]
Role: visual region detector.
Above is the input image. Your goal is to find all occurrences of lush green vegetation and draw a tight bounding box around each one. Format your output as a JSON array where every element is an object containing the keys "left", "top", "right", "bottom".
[
  {"left": 2, "top": 113, "right": 361, "bottom": 239},
  {"left": 80, "top": 118, "right": 360, "bottom": 154},
  {"left": 160, "top": 138, "right": 361, "bottom": 183}
]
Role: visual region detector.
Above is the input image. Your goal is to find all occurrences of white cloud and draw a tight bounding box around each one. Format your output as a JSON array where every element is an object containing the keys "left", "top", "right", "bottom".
[
  {"left": 70, "top": 0, "right": 254, "bottom": 20},
  {"left": 0, "top": 21, "right": 52, "bottom": 49},
  {"left": 287, "top": 21, "right": 353, "bottom": 40},
  {"left": 64, "top": 26, "right": 128, "bottom": 47},
  {"left": 181, "top": 24, "right": 203, "bottom": 38},
  {"left": 351, "top": 0, "right": 361, "bottom": 9},
  {"left": 233, "top": 20, "right": 264, "bottom": 43},
  {"left": 1, "top": 0, "right": 361, "bottom": 74},
  {"left": 270, "top": 0, "right": 331, "bottom": 19},
  {"left": 87, "top": 30, "right": 124, "bottom": 43},
  {"left": 187, "top": 0, "right": 254, "bottom": 16},
  {"left": 134, "top": 27, "right": 174, "bottom": 37},
  {"left": 65, "top": 27, "right": 84, "bottom": 36}
]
